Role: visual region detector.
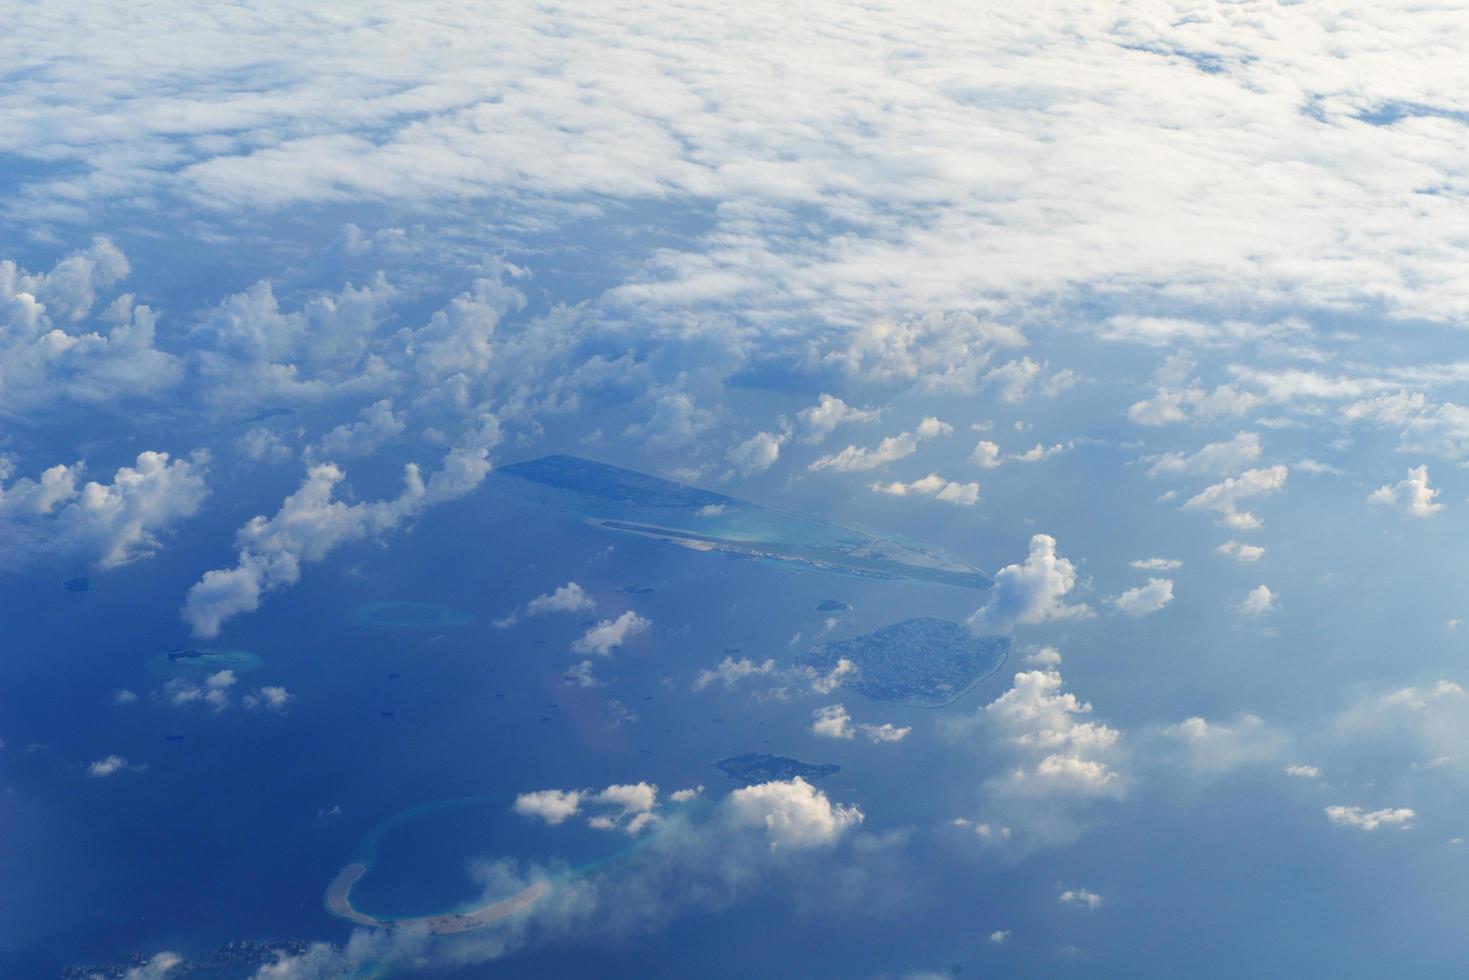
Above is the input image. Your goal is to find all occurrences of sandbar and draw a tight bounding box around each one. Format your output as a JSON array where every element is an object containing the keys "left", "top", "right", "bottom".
[{"left": 325, "top": 862, "right": 547, "bottom": 934}]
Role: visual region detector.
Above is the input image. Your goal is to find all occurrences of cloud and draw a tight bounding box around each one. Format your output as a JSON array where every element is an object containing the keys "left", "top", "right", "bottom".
[
  {"left": 872, "top": 473, "right": 980, "bottom": 506},
  {"left": 1368, "top": 465, "right": 1442, "bottom": 518},
  {"left": 1058, "top": 888, "right": 1103, "bottom": 909},
  {"left": 1129, "top": 385, "right": 1260, "bottom": 427},
  {"left": 968, "top": 534, "right": 1090, "bottom": 633},
  {"left": 810, "top": 704, "right": 911, "bottom": 743},
  {"left": 1182, "top": 465, "right": 1287, "bottom": 529},
  {"left": 796, "top": 394, "right": 880, "bottom": 444},
  {"left": 970, "top": 441, "right": 1002, "bottom": 468},
  {"left": 1129, "top": 557, "right": 1181, "bottom": 571},
  {"left": 988, "top": 930, "right": 1011, "bottom": 945},
  {"left": 87, "top": 755, "right": 131, "bottom": 777},
  {"left": 1325, "top": 806, "right": 1415, "bottom": 831},
  {"left": 526, "top": 582, "right": 596, "bottom": 616},
  {"left": 1240, "top": 585, "right": 1277, "bottom": 617},
  {"left": 728, "top": 430, "right": 785, "bottom": 476},
  {"left": 243, "top": 686, "right": 293, "bottom": 711},
  {"left": 165, "top": 669, "right": 237, "bottom": 711},
  {"left": 514, "top": 789, "right": 585, "bottom": 825},
  {"left": 308, "top": 399, "right": 405, "bottom": 460},
  {"left": 722, "top": 777, "right": 864, "bottom": 848},
  {"left": 1145, "top": 432, "right": 1261, "bottom": 478},
  {"left": 982, "top": 358, "right": 1042, "bottom": 403},
  {"left": 0, "top": 450, "right": 209, "bottom": 571},
  {"left": 182, "top": 427, "right": 497, "bottom": 637},
  {"left": 809, "top": 417, "right": 951, "bottom": 472},
  {"left": 1113, "top": 578, "right": 1174, "bottom": 617},
  {"left": 1216, "top": 540, "right": 1265, "bottom": 562},
  {"left": 571, "top": 611, "right": 651, "bottom": 656},
  {"left": 693, "top": 656, "right": 777, "bottom": 691},
  {"left": 1161, "top": 715, "right": 1289, "bottom": 775},
  {"left": 1284, "top": 764, "right": 1322, "bottom": 780}
]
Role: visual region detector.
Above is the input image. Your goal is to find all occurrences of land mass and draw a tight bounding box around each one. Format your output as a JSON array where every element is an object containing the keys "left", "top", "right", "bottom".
[
  {"left": 498, "top": 455, "right": 993, "bottom": 590},
  {"left": 800, "top": 618, "right": 1009, "bottom": 707},
  {"left": 716, "top": 753, "right": 840, "bottom": 785}
]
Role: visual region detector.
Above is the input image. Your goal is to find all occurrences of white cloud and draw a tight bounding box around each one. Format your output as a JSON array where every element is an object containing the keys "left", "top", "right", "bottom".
[
  {"left": 810, "top": 417, "right": 952, "bottom": 472},
  {"left": 572, "top": 610, "right": 651, "bottom": 656},
  {"left": 1216, "top": 540, "right": 1265, "bottom": 563},
  {"left": 811, "top": 704, "right": 909, "bottom": 743},
  {"left": 1058, "top": 887, "right": 1103, "bottom": 909},
  {"left": 1284, "top": 763, "right": 1322, "bottom": 780},
  {"left": 1325, "top": 805, "right": 1415, "bottom": 831},
  {"left": 526, "top": 582, "right": 596, "bottom": 615},
  {"left": 514, "top": 789, "right": 585, "bottom": 825},
  {"left": 165, "top": 668, "right": 238, "bottom": 711},
  {"left": 1145, "top": 432, "right": 1261, "bottom": 479},
  {"left": 872, "top": 473, "right": 980, "bottom": 506},
  {"left": 182, "top": 428, "right": 496, "bottom": 637},
  {"left": 0, "top": 450, "right": 209, "bottom": 571},
  {"left": 797, "top": 394, "right": 880, "bottom": 444},
  {"left": 1240, "top": 585, "right": 1277, "bottom": 616},
  {"left": 309, "top": 399, "right": 405, "bottom": 460},
  {"left": 243, "top": 686, "right": 292, "bottom": 711},
  {"left": 693, "top": 656, "right": 777, "bottom": 691},
  {"left": 1113, "top": 578, "right": 1174, "bottom": 617},
  {"left": 1024, "top": 646, "right": 1063, "bottom": 666},
  {"left": 1129, "top": 385, "right": 1260, "bottom": 427},
  {"left": 988, "top": 930, "right": 1011, "bottom": 946},
  {"left": 1182, "top": 465, "right": 1287, "bottom": 529},
  {"left": 722, "top": 776, "right": 863, "bottom": 848},
  {"left": 1368, "top": 465, "right": 1442, "bottom": 518},
  {"left": 805, "top": 658, "right": 857, "bottom": 695},
  {"left": 728, "top": 430, "right": 786, "bottom": 476},
  {"left": 87, "top": 754, "right": 131, "bottom": 777},
  {"left": 113, "top": 689, "right": 138, "bottom": 705},
  {"left": 1129, "top": 557, "right": 1181, "bottom": 571},
  {"left": 1163, "top": 715, "right": 1288, "bottom": 775},
  {"left": 968, "top": 534, "right": 1091, "bottom": 633},
  {"left": 983, "top": 357, "right": 1042, "bottom": 403},
  {"left": 970, "top": 441, "right": 1002, "bottom": 468},
  {"left": 121, "top": 952, "right": 184, "bottom": 980}
]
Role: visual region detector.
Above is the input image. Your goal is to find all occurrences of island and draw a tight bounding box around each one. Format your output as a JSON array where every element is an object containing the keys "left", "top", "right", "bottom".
[
  {"left": 799, "top": 618, "right": 1009, "bottom": 708},
  {"left": 495, "top": 455, "right": 994, "bottom": 590},
  {"left": 716, "top": 753, "right": 840, "bottom": 785},
  {"left": 325, "top": 863, "right": 548, "bottom": 934},
  {"left": 817, "top": 599, "right": 850, "bottom": 612}
]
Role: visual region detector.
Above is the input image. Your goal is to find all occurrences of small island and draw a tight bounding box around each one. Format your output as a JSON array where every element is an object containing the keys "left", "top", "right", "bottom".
[
  {"left": 716, "top": 753, "right": 840, "bottom": 785},
  {"left": 799, "top": 618, "right": 1009, "bottom": 708},
  {"left": 816, "top": 599, "right": 850, "bottom": 612}
]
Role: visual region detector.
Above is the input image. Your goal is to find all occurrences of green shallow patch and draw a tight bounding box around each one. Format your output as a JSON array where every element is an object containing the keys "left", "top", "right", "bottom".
[
  {"left": 350, "top": 601, "right": 474, "bottom": 631},
  {"left": 147, "top": 647, "right": 262, "bottom": 679}
]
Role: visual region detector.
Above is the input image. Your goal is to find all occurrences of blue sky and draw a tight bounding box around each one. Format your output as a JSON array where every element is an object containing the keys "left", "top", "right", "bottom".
[{"left": 6, "top": 2, "right": 1469, "bottom": 977}]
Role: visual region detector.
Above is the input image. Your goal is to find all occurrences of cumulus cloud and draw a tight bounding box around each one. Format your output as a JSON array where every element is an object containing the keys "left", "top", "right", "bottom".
[
  {"left": 810, "top": 704, "right": 910, "bottom": 743},
  {"left": 1058, "top": 888, "right": 1103, "bottom": 909},
  {"left": 1216, "top": 540, "right": 1265, "bottom": 562},
  {"left": 527, "top": 582, "right": 596, "bottom": 616},
  {"left": 809, "top": 417, "right": 952, "bottom": 472},
  {"left": 1129, "top": 557, "right": 1181, "bottom": 571},
  {"left": 165, "top": 669, "right": 238, "bottom": 711},
  {"left": 796, "top": 394, "right": 880, "bottom": 443},
  {"left": 1161, "top": 715, "right": 1289, "bottom": 775},
  {"left": 1182, "top": 465, "right": 1287, "bottom": 529},
  {"left": 728, "top": 430, "right": 786, "bottom": 476},
  {"left": 872, "top": 473, "right": 980, "bottom": 506},
  {"left": 693, "top": 656, "right": 777, "bottom": 691},
  {"left": 1284, "top": 764, "right": 1322, "bottom": 780},
  {"left": 514, "top": 789, "right": 585, "bottom": 825},
  {"left": 308, "top": 399, "right": 405, "bottom": 460},
  {"left": 1129, "top": 385, "right": 1260, "bottom": 427},
  {"left": 182, "top": 427, "right": 496, "bottom": 637},
  {"left": 1368, "top": 465, "right": 1442, "bottom": 518},
  {"left": 243, "top": 686, "right": 292, "bottom": 711},
  {"left": 1325, "top": 806, "right": 1415, "bottom": 831},
  {"left": 571, "top": 611, "right": 651, "bottom": 656},
  {"left": 0, "top": 450, "right": 209, "bottom": 571},
  {"left": 1240, "top": 585, "right": 1277, "bottom": 617},
  {"left": 1145, "top": 432, "right": 1261, "bottom": 479},
  {"left": 968, "top": 534, "right": 1090, "bottom": 633},
  {"left": 722, "top": 777, "right": 864, "bottom": 848},
  {"left": 87, "top": 755, "right": 132, "bottom": 777},
  {"left": 1112, "top": 578, "right": 1174, "bottom": 617},
  {"left": 947, "top": 667, "right": 1122, "bottom": 850},
  {"left": 970, "top": 441, "right": 1002, "bottom": 469}
]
